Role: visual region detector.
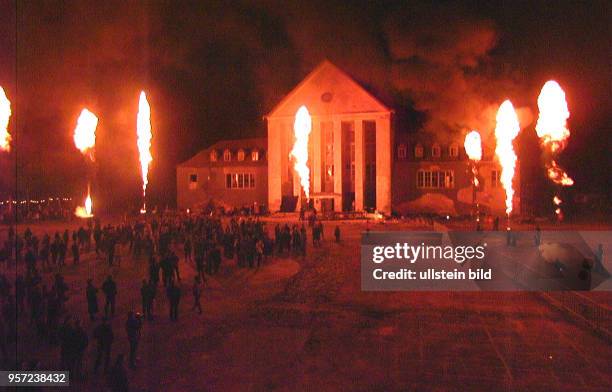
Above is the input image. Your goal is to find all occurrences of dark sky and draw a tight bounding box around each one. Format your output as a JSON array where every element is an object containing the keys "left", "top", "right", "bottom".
[{"left": 0, "top": 0, "right": 609, "bottom": 208}]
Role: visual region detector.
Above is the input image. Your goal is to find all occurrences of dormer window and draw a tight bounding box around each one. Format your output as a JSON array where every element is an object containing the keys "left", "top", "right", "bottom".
[
  {"left": 415, "top": 144, "right": 424, "bottom": 159},
  {"left": 237, "top": 149, "right": 245, "bottom": 161},
  {"left": 397, "top": 144, "right": 407, "bottom": 160},
  {"left": 223, "top": 149, "right": 231, "bottom": 162},
  {"left": 449, "top": 143, "right": 459, "bottom": 158},
  {"left": 431, "top": 143, "right": 441, "bottom": 158},
  {"left": 251, "top": 150, "right": 259, "bottom": 161},
  {"left": 210, "top": 150, "right": 218, "bottom": 162}
]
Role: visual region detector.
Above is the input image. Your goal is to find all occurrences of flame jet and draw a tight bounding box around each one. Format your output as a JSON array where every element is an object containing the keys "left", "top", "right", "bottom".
[
  {"left": 536, "top": 81, "right": 573, "bottom": 218},
  {"left": 464, "top": 130, "right": 482, "bottom": 186},
  {"left": 73, "top": 108, "right": 98, "bottom": 161},
  {"left": 494, "top": 100, "right": 520, "bottom": 216},
  {"left": 290, "top": 105, "right": 312, "bottom": 200},
  {"left": 137, "top": 91, "right": 153, "bottom": 213},
  {"left": 75, "top": 185, "right": 93, "bottom": 218},
  {"left": 0, "top": 86, "right": 11, "bottom": 152}
]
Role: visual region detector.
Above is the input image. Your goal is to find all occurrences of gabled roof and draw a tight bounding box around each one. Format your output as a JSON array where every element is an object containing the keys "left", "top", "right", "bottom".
[
  {"left": 178, "top": 137, "right": 267, "bottom": 168},
  {"left": 267, "top": 60, "right": 391, "bottom": 118}
]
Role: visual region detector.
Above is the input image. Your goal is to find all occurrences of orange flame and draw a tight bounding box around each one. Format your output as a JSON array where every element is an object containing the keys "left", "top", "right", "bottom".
[
  {"left": 290, "top": 105, "right": 312, "bottom": 199},
  {"left": 547, "top": 161, "right": 574, "bottom": 186},
  {"left": 553, "top": 195, "right": 562, "bottom": 205},
  {"left": 73, "top": 108, "right": 98, "bottom": 160},
  {"left": 137, "top": 91, "right": 152, "bottom": 212},
  {"left": 536, "top": 81, "right": 574, "bottom": 187},
  {"left": 0, "top": 86, "right": 11, "bottom": 152},
  {"left": 494, "top": 100, "right": 520, "bottom": 215},
  {"left": 75, "top": 185, "right": 93, "bottom": 218},
  {"left": 464, "top": 130, "right": 482, "bottom": 161},
  {"left": 536, "top": 81, "right": 570, "bottom": 153}
]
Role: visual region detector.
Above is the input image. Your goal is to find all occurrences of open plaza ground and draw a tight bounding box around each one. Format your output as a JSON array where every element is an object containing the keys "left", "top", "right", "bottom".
[{"left": 2, "top": 216, "right": 610, "bottom": 391}]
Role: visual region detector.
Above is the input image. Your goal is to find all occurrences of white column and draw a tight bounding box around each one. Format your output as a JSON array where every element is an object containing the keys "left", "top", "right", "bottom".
[
  {"left": 376, "top": 115, "right": 392, "bottom": 214},
  {"left": 354, "top": 119, "right": 365, "bottom": 211},
  {"left": 333, "top": 119, "right": 343, "bottom": 211}
]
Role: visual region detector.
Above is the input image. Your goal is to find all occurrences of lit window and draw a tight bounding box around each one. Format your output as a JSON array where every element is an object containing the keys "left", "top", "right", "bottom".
[
  {"left": 417, "top": 170, "right": 454, "bottom": 189},
  {"left": 491, "top": 170, "right": 500, "bottom": 188},
  {"left": 225, "top": 173, "right": 256, "bottom": 189},
  {"left": 189, "top": 174, "right": 197, "bottom": 190},
  {"left": 432, "top": 144, "right": 441, "bottom": 158},
  {"left": 251, "top": 150, "right": 259, "bottom": 161},
  {"left": 398, "top": 144, "right": 407, "bottom": 159},
  {"left": 449, "top": 144, "right": 459, "bottom": 158},
  {"left": 210, "top": 150, "right": 218, "bottom": 162},
  {"left": 415, "top": 144, "right": 424, "bottom": 158},
  {"left": 223, "top": 149, "right": 231, "bottom": 162},
  {"left": 237, "top": 149, "right": 245, "bottom": 161}
]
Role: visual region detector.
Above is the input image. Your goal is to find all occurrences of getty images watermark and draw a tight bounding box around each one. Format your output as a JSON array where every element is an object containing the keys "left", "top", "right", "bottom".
[{"left": 361, "top": 231, "right": 611, "bottom": 291}]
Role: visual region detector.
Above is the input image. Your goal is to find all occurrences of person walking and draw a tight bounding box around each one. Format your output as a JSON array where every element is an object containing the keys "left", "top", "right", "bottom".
[
  {"left": 125, "top": 311, "right": 142, "bottom": 369},
  {"left": 93, "top": 318, "right": 113, "bottom": 374},
  {"left": 102, "top": 275, "right": 117, "bottom": 318},
  {"left": 86, "top": 279, "right": 99, "bottom": 321}
]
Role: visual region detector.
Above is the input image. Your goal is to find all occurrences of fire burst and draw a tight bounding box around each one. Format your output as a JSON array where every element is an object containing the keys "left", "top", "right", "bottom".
[
  {"left": 73, "top": 108, "right": 98, "bottom": 161},
  {"left": 494, "top": 100, "right": 520, "bottom": 216},
  {"left": 0, "top": 86, "right": 11, "bottom": 152},
  {"left": 137, "top": 91, "right": 153, "bottom": 213},
  {"left": 290, "top": 105, "right": 312, "bottom": 200},
  {"left": 536, "top": 81, "right": 573, "bottom": 218},
  {"left": 75, "top": 185, "right": 93, "bottom": 218},
  {"left": 464, "top": 130, "right": 482, "bottom": 186}
]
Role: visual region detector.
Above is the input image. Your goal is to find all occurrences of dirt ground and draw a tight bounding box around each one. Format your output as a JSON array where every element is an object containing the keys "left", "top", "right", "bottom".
[{"left": 3, "top": 217, "right": 611, "bottom": 391}]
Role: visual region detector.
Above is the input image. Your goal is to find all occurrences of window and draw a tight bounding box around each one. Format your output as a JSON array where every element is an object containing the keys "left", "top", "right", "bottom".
[
  {"left": 415, "top": 144, "right": 424, "bottom": 158},
  {"left": 431, "top": 143, "right": 441, "bottom": 158},
  {"left": 417, "top": 170, "right": 454, "bottom": 189},
  {"left": 225, "top": 173, "right": 255, "bottom": 189},
  {"left": 223, "top": 149, "right": 231, "bottom": 162},
  {"left": 189, "top": 174, "right": 197, "bottom": 190},
  {"left": 251, "top": 150, "right": 259, "bottom": 161},
  {"left": 210, "top": 150, "right": 218, "bottom": 162},
  {"left": 398, "top": 144, "right": 407, "bottom": 159},
  {"left": 449, "top": 144, "right": 459, "bottom": 158},
  {"left": 491, "top": 170, "right": 500, "bottom": 188},
  {"left": 237, "top": 149, "right": 245, "bottom": 161}
]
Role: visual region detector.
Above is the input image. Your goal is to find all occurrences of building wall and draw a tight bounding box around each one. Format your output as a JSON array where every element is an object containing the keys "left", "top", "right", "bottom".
[
  {"left": 177, "top": 165, "right": 268, "bottom": 210},
  {"left": 392, "top": 160, "right": 520, "bottom": 216}
]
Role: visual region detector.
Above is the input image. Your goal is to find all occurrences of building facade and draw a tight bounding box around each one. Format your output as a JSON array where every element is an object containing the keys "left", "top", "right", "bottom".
[
  {"left": 176, "top": 138, "right": 267, "bottom": 210},
  {"left": 266, "top": 61, "right": 393, "bottom": 214},
  {"left": 177, "top": 61, "right": 518, "bottom": 216}
]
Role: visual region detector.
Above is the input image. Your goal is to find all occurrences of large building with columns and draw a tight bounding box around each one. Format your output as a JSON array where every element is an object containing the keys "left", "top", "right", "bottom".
[
  {"left": 177, "top": 61, "right": 517, "bottom": 216},
  {"left": 266, "top": 61, "right": 392, "bottom": 214}
]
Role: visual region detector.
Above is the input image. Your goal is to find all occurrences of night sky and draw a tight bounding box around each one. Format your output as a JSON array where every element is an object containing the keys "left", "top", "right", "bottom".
[{"left": 0, "top": 1, "right": 609, "bottom": 210}]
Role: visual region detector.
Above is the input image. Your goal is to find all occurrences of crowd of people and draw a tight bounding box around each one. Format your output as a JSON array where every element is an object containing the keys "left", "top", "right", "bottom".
[{"left": 0, "top": 211, "right": 340, "bottom": 391}]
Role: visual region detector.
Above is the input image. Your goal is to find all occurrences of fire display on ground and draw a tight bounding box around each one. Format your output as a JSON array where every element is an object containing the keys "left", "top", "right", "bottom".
[
  {"left": 0, "top": 86, "right": 11, "bottom": 152},
  {"left": 494, "top": 100, "right": 520, "bottom": 216},
  {"left": 289, "top": 105, "right": 312, "bottom": 200},
  {"left": 137, "top": 91, "right": 153, "bottom": 213},
  {"left": 74, "top": 186, "right": 93, "bottom": 218}
]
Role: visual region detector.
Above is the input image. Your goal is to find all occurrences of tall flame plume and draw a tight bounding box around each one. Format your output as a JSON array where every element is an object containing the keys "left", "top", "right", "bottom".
[
  {"left": 290, "top": 105, "right": 312, "bottom": 199},
  {"left": 137, "top": 91, "right": 153, "bottom": 212},
  {"left": 494, "top": 100, "right": 520, "bottom": 216},
  {"left": 73, "top": 108, "right": 98, "bottom": 161},
  {"left": 536, "top": 81, "right": 573, "bottom": 219},
  {"left": 464, "top": 130, "right": 482, "bottom": 186},
  {"left": 0, "top": 86, "right": 11, "bottom": 152}
]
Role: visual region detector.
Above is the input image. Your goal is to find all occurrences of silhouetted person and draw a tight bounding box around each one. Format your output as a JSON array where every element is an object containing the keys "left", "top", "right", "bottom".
[
  {"left": 192, "top": 277, "right": 202, "bottom": 314},
  {"left": 334, "top": 226, "right": 341, "bottom": 243},
  {"left": 86, "top": 279, "right": 99, "bottom": 321},
  {"left": 102, "top": 275, "right": 117, "bottom": 318},
  {"left": 167, "top": 281, "right": 181, "bottom": 321},
  {"left": 93, "top": 318, "right": 114, "bottom": 374},
  {"left": 107, "top": 354, "right": 129, "bottom": 392},
  {"left": 125, "top": 312, "right": 142, "bottom": 369}
]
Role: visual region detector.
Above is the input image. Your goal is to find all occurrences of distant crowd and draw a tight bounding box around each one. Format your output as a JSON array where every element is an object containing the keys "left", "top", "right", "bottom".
[{"left": 0, "top": 211, "right": 341, "bottom": 391}]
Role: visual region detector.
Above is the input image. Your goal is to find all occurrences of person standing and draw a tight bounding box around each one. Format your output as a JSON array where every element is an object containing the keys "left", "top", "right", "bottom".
[
  {"left": 86, "top": 279, "right": 99, "bottom": 321},
  {"left": 125, "top": 311, "right": 142, "bottom": 369},
  {"left": 93, "top": 318, "right": 113, "bottom": 374},
  {"left": 167, "top": 281, "right": 181, "bottom": 321},
  {"left": 192, "top": 277, "right": 202, "bottom": 314},
  {"left": 102, "top": 275, "right": 117, "bottom": 318}
]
